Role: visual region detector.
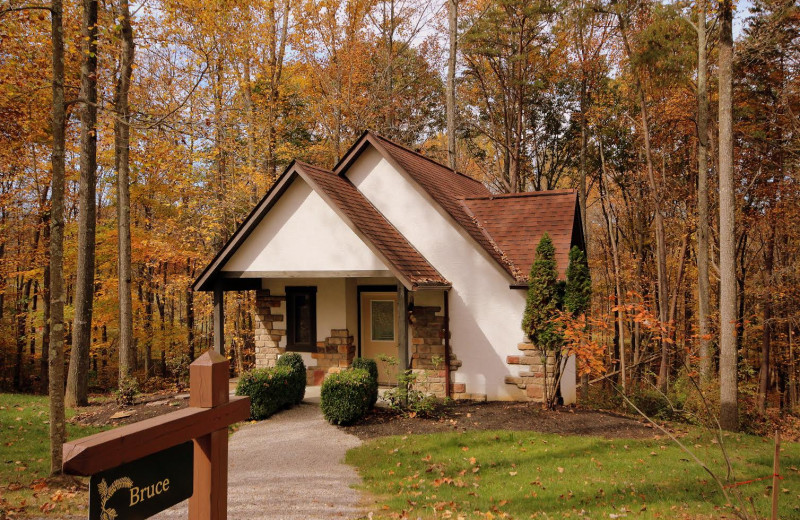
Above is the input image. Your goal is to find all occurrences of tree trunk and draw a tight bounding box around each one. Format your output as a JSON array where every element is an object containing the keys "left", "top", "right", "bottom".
[
  {"left": 240, "top": 49, "right": 258, "bottom": 200},
  {"left": 29, "top": 281, "right": 39, "bottom": 356},
  {"left": 600, "top": 142, "right": 625, "bottom": 393},
  {"left": 718, "top": 0, "right": 738, "bottom": 431},
  {"left": 14, "top": 278, "right": 33, "bottom": 389},
  {"left": 48, "top": 0, "right": 67, "bottom": 476},
  {"left": 696, "top": 0, "right": 712, "bottom": 380},
  {"left": 757, "top": 225, "right": 775, "bottom": 413},
  {"left": 617, "top": 8, "right": 670, "bottom": 394},
  {"left": 186, "top": 258, "right": 195, "bottom": 360},
  {"left": 115, "top": 0, "right": 135, "bottom": 380},
  {"left": 66, "top": 0, "right": 98, "bottom": 408},
  {"left": 144, "top": 265, "right": 154, "bottom": 377},
  {"left": 579, "top": 85, "right": 589, "bottom": 245},
  {"left": 40, "top": 208, "right": 51, "bottom": 392},
  {"left": 446, "top": 0, "right": 457, "bottom": 170},
  {"left": 789, "top": 322, "right": 796, "bottom": 412},
  {"left": 668, "top": 234, "right": 689, "bottom": 329}
]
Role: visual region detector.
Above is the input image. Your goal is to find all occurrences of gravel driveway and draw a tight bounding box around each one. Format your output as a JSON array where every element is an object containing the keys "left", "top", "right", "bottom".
[{"left": 154, "top": 389, "right": 365, "bottom": 519}]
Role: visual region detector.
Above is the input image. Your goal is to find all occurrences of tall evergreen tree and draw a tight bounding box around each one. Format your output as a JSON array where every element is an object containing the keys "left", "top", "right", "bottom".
[
  {"left": 522, "top": 233, "right": 564, "bottom": 408},
  {"left": 522, "top": 233, "right": 561, "bottom": 349},
  {"left": 564, "top": 246, "right": 591, "bottom": 316}
]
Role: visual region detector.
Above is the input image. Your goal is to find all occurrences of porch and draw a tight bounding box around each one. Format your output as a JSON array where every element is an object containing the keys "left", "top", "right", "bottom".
[{"left": 211, "top": 275, "right": 463, "bottom": 399}]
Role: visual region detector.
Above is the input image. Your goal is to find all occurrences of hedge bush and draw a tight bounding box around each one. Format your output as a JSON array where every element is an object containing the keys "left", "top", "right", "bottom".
[
  {"left": 276, "top": 352, "right": 307, "bottom": 404},
  {"left": 236, "top": 365, "right": 297, "bottom": 420},
  {"left": 351, "top": 358, "right": 379, "bottom": 408},
  {"left": 320, "top": 368, "right": 373, "bottom": 425}
]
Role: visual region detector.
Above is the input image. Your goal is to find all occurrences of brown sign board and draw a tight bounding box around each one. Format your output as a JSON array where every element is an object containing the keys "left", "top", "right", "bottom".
[
  {"left": 63, "top": 352, "right": 252, "bottom": 520},
  {"left": 89, "top": 442, "right": 193, "bottom": 520}
]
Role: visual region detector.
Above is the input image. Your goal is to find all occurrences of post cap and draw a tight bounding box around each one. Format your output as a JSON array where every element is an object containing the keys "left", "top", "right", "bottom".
[{"left": 189, "top": 350, "right": 230, "bottom": 408}]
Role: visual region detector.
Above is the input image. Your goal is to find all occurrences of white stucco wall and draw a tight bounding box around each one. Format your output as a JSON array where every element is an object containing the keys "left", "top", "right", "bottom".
[
  {"left": 345, "top": 147, "right": 532, "bottom": 400},
  {"left": 221, "top": 177, "right": 391, "bottom": 276}
]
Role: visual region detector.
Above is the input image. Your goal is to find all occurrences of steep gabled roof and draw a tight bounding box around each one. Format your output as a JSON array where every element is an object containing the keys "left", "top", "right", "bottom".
[
  {"left": 334, "top": 131, "right": 522, "bottom": 280},
  {"left": 460, "top": 190, "right": 583, "bottom": 280},
  {"left": 193, "top": 161, "right": 449, "bottom": 291}
]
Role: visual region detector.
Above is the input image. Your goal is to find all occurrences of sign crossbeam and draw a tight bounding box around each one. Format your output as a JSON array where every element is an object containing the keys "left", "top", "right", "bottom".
[
  {"left": 62, "top": 351, "right": 250, "bottom": 520},
  {"left": 63, "top": 397, "right": 249, "bottom": 476}
]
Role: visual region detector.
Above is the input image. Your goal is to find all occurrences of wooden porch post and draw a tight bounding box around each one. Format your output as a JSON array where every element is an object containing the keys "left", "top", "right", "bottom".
[
  {"left": 213, "top": 283, "right": 225, "bottom": 356},
  {"left": 397, "top": 283, "right": 409, "bottom": 370}
]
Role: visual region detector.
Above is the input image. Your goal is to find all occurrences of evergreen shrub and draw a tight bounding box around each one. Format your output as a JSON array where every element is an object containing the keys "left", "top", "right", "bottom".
[
  {"left": 320, "top": 368, "right": 372, "bottom": 425},
  {"left": 276, "top": 352, "right": 307, "bottom": 404},
  {"left": 351, "top": 358, "right": 379, "bottom": 408},
  {"left": 236, "top": 365, "right": 296, "bottom": 420}
]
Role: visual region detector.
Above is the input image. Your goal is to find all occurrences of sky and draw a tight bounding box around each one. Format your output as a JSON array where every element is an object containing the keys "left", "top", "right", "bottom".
[{"left": 734, "top": 0, "right": 755, "bottom": 39}]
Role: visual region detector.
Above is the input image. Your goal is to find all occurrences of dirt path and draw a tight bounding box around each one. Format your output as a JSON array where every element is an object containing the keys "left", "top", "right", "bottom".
[{"left": 154, "top": 398, "right": 364, "bottom": 520}]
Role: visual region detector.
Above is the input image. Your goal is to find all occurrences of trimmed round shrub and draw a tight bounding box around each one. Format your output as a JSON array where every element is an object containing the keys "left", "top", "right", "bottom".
[
  {"left": 236, "top": 365, "right": 296, "bottom": 420},
  {"left": 276, "top": 352, "right": 307, "bottom": 404},
  {"left": 320, "top": 368, "right": 372, "bottom": 425},
  {"left": 351, "top": 358, "right": 379, "bottom": 408}
]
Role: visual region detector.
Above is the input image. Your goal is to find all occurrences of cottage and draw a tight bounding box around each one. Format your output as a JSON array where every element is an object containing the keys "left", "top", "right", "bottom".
[{"left": 193, "top": 131, "right": 585, "bottom": 403}]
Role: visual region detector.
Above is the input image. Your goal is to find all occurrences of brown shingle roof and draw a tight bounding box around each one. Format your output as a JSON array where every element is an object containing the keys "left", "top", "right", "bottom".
[
  {"left": 296, "top": 162, "right": 449, "bottom": 288},
  {"left": 461, "top": 190, "right": 581, "bottom": 280}
]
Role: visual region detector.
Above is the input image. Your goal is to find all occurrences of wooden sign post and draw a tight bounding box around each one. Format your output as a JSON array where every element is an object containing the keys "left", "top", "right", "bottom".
[{"left": 63, "top": 351, "right": 250, "bottom": 520}]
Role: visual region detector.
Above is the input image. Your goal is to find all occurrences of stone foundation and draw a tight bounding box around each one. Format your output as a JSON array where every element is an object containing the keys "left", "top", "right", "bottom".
[
  {"left": 505, "top": 340, "right": 556, "bottom": 402},
  {"left": 408, "top": 306, "right": 473, "bottom": 399},
  {"left": 254, "top": 290, "right": 286, "bottom": 368},
  {"left": 307, "top": 329, "right": 356, "bottom": 385}
]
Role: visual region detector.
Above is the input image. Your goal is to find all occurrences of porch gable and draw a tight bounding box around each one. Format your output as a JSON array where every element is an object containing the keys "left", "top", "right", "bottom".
[{"left": 221, "top": 175, "right": 391, "bottom": 278}]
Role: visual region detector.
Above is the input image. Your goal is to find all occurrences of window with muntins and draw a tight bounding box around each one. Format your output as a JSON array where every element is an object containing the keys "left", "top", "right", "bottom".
[{"left": 286, "top": 286, "right": 316, "bottom": 352}]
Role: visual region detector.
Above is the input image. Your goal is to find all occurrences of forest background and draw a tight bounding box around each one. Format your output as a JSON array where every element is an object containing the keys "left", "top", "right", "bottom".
[{"left": 0, "top": 0, "right": 798, "bottom": 455}]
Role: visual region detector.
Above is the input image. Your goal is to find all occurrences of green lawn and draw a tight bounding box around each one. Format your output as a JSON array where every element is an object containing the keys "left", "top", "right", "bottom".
[
  {"left": 0, "top": 392, "right": 107, "bottom": 516},
  {"left": 347, "top": 429, "right": 800, "bottom": 519}
]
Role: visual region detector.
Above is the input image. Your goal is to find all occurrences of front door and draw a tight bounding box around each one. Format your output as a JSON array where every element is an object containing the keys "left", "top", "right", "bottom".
[{"left": 360, "top": 291, "right": 398, "bottom": 385}]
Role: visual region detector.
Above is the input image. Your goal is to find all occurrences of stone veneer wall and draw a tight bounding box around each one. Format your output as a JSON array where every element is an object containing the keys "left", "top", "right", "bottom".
[
  {"left": 254, "top": 290, "right": 286, "bottom": 367},
  {"left": 307, "top": 329, "right": 355, "bottom": 385},
  {"left": 504, "top": 340, "right": 556, "bottom": 402},
  {"left": 254, "top": 290, "right": 356, "bottom": 385},
  {"left": 408, "top": 306, "right": 475, "bottom": 400}
]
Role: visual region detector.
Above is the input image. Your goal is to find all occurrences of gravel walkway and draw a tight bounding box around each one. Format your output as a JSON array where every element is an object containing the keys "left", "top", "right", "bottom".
[{"left": 154, "top": 390, "right": 365, "bottom": 519}]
